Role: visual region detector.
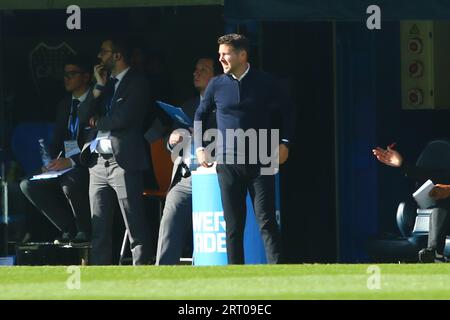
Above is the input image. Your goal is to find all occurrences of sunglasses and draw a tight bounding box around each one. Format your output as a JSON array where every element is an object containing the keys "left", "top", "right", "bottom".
[
  {"left": 64, "top": 71, "right": 82, "bottom": 79},
  {"left": 98, "top": 49, "right": 113, "bottom": 56}
]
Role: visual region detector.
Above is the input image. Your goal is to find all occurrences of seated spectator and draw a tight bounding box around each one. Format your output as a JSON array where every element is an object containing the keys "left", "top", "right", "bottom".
[
  {"left": 156, "top": 57, "right": 220, "bottom": 265},
  {"left": 20, "top": 56, "right": 92, "bottom": 245},
  {"left": 373, "top": 144, "right": 450, "bottom": 262}
]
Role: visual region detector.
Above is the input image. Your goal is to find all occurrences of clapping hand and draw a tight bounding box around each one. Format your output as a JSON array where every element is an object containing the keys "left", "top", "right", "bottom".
[{"left": 372, "top": 144, "right": 403, "bottom": 167}]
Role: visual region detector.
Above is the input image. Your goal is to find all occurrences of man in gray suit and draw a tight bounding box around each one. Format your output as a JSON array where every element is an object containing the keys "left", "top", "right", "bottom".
[
  {"left": 156, "top": 57, "right": 219, "bottom": 265},
  {"left": 79, "top": 38, "right": 153, "bottom": 265}
]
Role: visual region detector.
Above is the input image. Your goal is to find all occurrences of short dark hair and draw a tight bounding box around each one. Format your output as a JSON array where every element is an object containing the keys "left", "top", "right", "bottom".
[
  {"left": 217, "top": 33, "right": 250, "bottom": 54},
  {"left": 63, "top": 55, "right": 92, "bottom": 74},
  {"left": 201, "top": 56, "right": 222, "bottom": 76},
  {"left": 108, "top": 37, "right": 132, "bottom": 65}
]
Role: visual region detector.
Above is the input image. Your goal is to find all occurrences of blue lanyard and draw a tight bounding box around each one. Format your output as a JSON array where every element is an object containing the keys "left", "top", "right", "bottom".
[
  {"left": 68, "top": 99, "right": 80, "bottom": 140},
  {"left": 68, "top": 115, "right": 79, "bottom": 140}
]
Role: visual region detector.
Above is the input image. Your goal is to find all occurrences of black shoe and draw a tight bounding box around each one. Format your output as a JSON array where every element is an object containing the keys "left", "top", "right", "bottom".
[
  {"left": 69, "top": 232, "right": 90, "bottom": 247},
  {"left": 418, "top": 248, "right": 436, "bottom": 263},
  {"left": 54, "top": 232, "right": 74, "bottom": 245}
]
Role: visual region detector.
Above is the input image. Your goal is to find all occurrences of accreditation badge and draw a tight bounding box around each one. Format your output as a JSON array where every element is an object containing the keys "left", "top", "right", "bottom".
[{"left": 64, "top": 140, "right": 81, "bottom": 158}]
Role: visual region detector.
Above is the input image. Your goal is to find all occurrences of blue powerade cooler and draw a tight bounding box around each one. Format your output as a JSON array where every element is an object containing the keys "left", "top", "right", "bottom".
[{"left": 192, "top": 167, "right": 280, "bottom": 265}]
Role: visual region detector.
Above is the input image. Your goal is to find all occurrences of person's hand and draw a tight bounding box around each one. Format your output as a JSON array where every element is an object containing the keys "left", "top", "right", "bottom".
[
  {"left": 89, "top": 117, "right": 97, "bottom": 128},
  {"left": 46, "top": 158, "right": 72, "bottom": 171},
  {"left": 372, "top": 146, "right": 403, "bottom": 167},
  {"left": 93, "top": 64, "right": 107, "bottom": 98},
  {"left": 169, "top": 130, "right": 184, "bottom": 147},
  {"left": 279, "top": 144, "right": 289, "bottom": 165},
  {"left": 429, "top": 184, "right": 450, "bottom": 200},
  {"left": 196, "top": 149, "right": 213, "bottom": 168},
  {"left": 93, "top": 64, "right": 107, "bottom": 86}
]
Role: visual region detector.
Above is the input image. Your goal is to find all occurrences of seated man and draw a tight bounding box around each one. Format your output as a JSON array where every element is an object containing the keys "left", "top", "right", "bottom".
[
  {"left": 373, "top": 144, "right": 450, "bottom": 262},
  {"left": 20, "top": 56, "right": 92, "bottom": 245},
  {"left": 156, "top": 57, "right": 219, "bottom": 265}
]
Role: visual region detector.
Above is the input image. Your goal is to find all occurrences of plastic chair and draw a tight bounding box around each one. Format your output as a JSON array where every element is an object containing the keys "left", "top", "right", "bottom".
[
  {"left": 409, "top": 140, "right": 450, "bottom": 238},
  {"left": 119, "top": 138, "right": 173, "bottom": 264},
  {"left": 143, "top": 138, "right": 174, "bottom": 214},
  {"left": 416, "top": 139, "right": 450, "bottom": 172}
]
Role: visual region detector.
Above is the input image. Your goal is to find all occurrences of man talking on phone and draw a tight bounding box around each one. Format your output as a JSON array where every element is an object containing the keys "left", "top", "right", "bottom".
[{"left": 78, "top": 38, "right": 153, "bottom": 265}]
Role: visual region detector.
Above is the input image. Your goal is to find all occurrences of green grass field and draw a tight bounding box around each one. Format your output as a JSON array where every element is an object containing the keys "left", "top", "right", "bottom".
[{"left": 0, "top": 264, "right": 449, "bottom": 300}]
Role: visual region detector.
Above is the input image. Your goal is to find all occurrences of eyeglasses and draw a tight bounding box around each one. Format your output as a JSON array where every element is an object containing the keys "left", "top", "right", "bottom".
[
  {"left": 63, "top": 71, "right": 82, "bottom": 79},
  {"left": 98, "top": 49, "right": 113, "bottom": 56}
]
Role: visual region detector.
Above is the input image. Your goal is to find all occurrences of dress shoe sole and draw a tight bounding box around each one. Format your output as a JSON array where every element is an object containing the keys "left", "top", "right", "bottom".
[
  {"left": 69, "top": 242, "right": 91, "bottom": 248},
  {"left": 418, "top": 252, "right": 435, "bottom": 263},
  {"left": 53, "top": 240, "right": 71, "bottom": 246}
]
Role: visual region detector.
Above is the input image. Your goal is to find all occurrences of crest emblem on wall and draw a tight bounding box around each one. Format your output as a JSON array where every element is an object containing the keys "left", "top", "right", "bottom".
[{"left": 29, "top": 42, "right": 76, "bottom": 95}]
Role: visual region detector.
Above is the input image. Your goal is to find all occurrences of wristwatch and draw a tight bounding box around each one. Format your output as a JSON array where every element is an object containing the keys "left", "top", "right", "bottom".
[
  {"left": 95, "top": 83, "right": 105, "bottom": 91},
  {"left": 280, "top": 139, "right": 290, "bottom": 149}
]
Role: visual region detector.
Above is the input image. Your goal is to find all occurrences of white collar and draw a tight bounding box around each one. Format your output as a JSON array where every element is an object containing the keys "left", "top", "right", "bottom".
[
  {"left": 72, "top": 88, "right": 89, "bottom": 102},
  {"left": 231, "top": 63, "right": 250, "bottom": 81},
  {"left": 113, "top": 67, "right": 130, "bottom": 83}
]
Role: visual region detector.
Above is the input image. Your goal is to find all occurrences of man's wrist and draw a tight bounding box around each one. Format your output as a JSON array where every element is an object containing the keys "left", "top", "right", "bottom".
[
  {"left": 95, "top": 83, "right": 105, "bottom": 91},
  {"left": 69, "top": 158, "right": 76, "bottom": 168},
  {"left": 280, "top": 139, "right": 290, "bottom": 149},
  {"left": 89, "top": 116, "right": 98, "bottom": 128}
]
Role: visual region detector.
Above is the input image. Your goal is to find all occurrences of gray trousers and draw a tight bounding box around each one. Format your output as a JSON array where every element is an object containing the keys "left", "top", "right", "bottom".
[
  {"left": 156, "top": 174, "right": 192, "bottom": 265},
  {"left": 89, "top": 154, "right": 152, "bottom": 265},
  {"left": 428, "top": 207, "right": 450, "bottom": 254}
]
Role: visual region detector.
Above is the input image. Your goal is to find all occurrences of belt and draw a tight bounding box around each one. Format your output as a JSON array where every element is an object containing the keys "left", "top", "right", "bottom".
[
  {"left": 98, "top": 153, "right": 113, "bottom": 160},
  {"left": 180, "top": 162, "right": 191, "bottom": 178}
]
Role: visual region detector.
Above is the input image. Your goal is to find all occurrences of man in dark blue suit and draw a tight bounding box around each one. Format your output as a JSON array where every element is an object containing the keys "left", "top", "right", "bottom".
[
  {"left": 194, "top": 34, "right": 296, "bottom": 264},
  {"left": 79, "top": 38, "right": 153, "bottom": 265}
]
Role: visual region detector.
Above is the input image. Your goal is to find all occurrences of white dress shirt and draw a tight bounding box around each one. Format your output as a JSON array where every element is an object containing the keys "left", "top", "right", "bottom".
[{"left": 96, "top": 67, "right": 130, "bottom": 154}]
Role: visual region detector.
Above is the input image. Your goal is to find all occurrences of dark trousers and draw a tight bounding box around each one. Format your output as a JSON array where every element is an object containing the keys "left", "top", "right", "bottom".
[
  {"left": 88, "top": 154, "right": 152, "bottom": 265},
  {"left": 216, "top": 164, "right": 282, "bottom": 264},
  {"left": 19, "top": 167, "right": 91, "bottom": 236}
]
